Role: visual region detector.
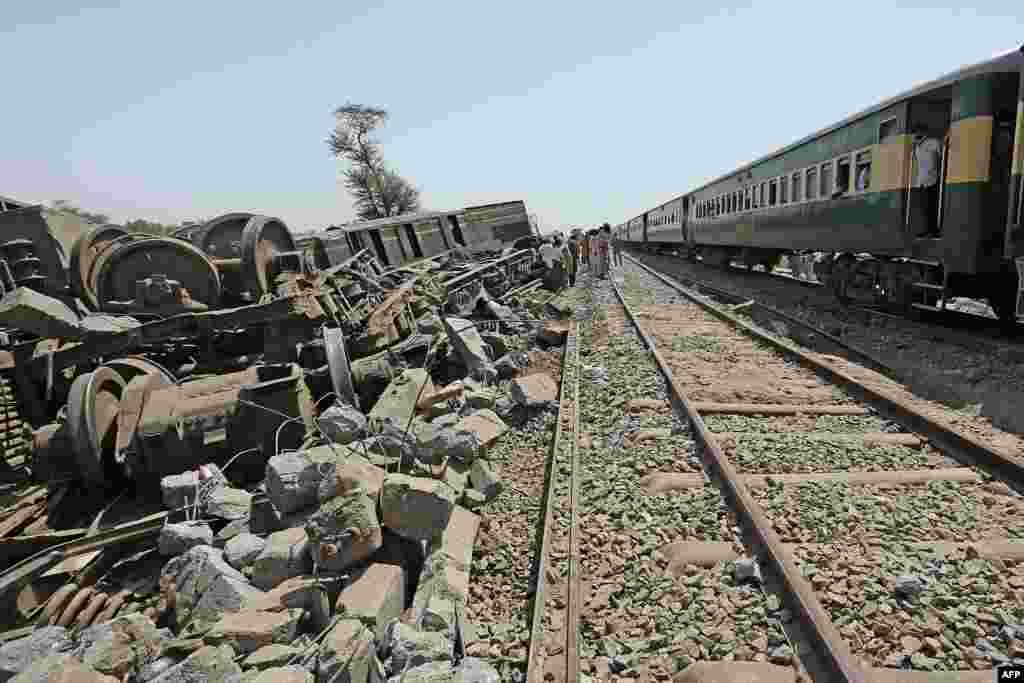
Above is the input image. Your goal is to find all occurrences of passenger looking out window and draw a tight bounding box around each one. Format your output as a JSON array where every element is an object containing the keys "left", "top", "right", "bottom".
[{"left": 855, "top": 151, "right": 871, "bottom": 192}]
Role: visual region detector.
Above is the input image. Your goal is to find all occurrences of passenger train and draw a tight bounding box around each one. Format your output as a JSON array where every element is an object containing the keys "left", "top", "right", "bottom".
[{"left": 617, "top": 47, "right": 1024, "bottom": 322}]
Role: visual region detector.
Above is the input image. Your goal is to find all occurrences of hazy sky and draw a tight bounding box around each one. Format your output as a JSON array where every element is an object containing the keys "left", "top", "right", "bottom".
[{"left": 1, "top": 2, "right": 1021, "bottom": 235}]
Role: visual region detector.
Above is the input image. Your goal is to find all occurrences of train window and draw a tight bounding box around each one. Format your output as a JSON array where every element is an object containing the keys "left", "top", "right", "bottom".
[
  {"left": 836, "top": 156, "right": 851, "bottom": 196},
  {"left": 769, "top": 180, "right": 778, "bottom": 207},
  {"left": 820, "top": 163, "right": 832, "bottom": 199},
  {"left": 791, "top": 172, "right": 802, "bottom": 202},
  {"left": 780, "top": 176, "right": 788, "bottom": 204},
  {"left": 855, "top": 150, "right": 872, "bottom": 192},
  {"left": 806, "top": 168, "right": 818, "bottom": 200},
  {"left": 745, "top": 188, "right": 752, "bottom": 210}
]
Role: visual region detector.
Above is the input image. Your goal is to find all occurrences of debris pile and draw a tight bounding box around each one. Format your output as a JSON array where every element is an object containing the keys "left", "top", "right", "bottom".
[{"left": 0, "top": 208, "right": 573, "bottom": 681}]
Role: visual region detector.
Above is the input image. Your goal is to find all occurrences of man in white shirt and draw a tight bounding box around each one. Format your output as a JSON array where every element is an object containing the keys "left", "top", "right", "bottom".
[{"left": 913, "top": 127, "right": 943, "bottom": 238}]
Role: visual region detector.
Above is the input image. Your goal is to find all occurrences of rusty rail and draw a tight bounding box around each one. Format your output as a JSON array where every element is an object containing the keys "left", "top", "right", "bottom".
[
  {"left": 524, "top": 321, "right": 578, "bottom": 683},
  {"left": 629, "top": 255, "right": 1024, "bottom": 485},
  {"left": 609, "top": 279, "right": 869, "bottom": 683},
  {"left": 625, "top": 253, "right": 899, "bottom": 381}
]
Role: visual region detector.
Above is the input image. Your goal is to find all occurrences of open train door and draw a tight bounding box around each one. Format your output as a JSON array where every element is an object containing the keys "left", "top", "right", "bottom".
[{"left": 1006, "top": 57, "right": 1024, "bottom": 319}]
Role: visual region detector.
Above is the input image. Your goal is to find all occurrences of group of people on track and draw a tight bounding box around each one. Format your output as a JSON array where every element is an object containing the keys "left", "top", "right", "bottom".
[{"left": 539, "top": 223, "right": 622, "bottom": 291}]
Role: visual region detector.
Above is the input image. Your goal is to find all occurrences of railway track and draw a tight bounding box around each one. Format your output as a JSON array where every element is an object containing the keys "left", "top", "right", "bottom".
[
  {"left": 516, "top": 261, "right": 1024, "bottom": 680},
  {"left": 630, "top": 249, "right": 1024, "bottom": 345}
]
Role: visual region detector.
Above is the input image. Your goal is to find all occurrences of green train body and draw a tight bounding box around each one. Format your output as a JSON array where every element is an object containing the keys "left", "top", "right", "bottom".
[
  {"left": 309, "top": 200, "right": 534, "bottom": 270},
  {"left": 620, "top": 46, "right": 1024, "bottom": 321}
]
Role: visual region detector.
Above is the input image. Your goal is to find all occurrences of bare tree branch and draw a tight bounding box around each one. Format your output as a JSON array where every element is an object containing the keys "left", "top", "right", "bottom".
[{"left": 327, "top": 102, "right": 421, "bottom": 221}]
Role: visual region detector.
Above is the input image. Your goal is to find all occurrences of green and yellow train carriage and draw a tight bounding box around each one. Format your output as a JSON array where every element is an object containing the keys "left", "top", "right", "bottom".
[{"left": 630, "top": 46, "right": 1024, "bottom": 321}]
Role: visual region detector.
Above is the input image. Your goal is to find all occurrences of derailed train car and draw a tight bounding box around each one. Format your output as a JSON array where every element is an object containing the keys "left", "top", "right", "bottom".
[
  {"left": 305, "top": 200, "right": 533, "bottom": 271},
  {"left": 0, "top": 198, "right": 538, "bottom": 492},
  {"left": 623, "top": 46, "right": 1024, "bottom": 321}
]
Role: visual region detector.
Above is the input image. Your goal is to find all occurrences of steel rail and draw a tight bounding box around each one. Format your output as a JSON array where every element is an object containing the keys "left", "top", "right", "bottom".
[
  {"left": 624, "top": 253, "right": 900, "bottom": 382},
  {"left": 630, "top": 256, "right": 1024, "bottom": 485},
  {"left": 609, "top": 278, "right": 868, "bottom": 683},
  {"left": 564, "top": 326, "right": 581, "bottom": 683},
  {"left": 524, "top": 321, "right": 578, "bottom": 683}
]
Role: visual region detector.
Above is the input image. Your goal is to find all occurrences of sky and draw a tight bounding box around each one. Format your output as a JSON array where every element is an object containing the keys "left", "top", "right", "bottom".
[{"left": 1, "top": 2, "right": 1021, "bottom": 236}]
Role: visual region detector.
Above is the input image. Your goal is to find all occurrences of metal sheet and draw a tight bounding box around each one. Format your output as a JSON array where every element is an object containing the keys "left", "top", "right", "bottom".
[{"left": 324, "top": 327, "right": 356, "bottom": 408}]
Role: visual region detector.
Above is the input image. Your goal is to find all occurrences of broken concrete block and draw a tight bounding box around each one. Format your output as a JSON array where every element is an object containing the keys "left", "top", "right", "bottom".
[
  {"left": 413, "top": 552, "right": 470, "bottom": 634},
  {"left": 360, "top": 422, "right": 419, "bottom": 465},
  {"left": 206, "top": 487, "right": 252, "bottom": 521},
  {"left": 469, "top": 460, "right": 501, "bottom": 501},
  {"left": 242, "top": 644, "right": 301, "bottom": 670},
  {"left": 381, "top": 474, "right": 457, "bottom": 543},
  {"left": 251, "top": 527, "right": 312, "bottom": 590},
  {"left": 205, "top": 608, "right": 303, "bottom": 654},
  {"left": 336, "top": 563, "right": 406, "bottom": 641},
  {"left": 224, "top": 533, "right": 266, "bottom": 570},
  {"left": 248, "top": 666, "right": 313, "bottom": 683},
  {"left": 423, "top": 427, "right": 478, "bottom": 465},
  {"left": 161, "top": 546, "right": 265, "bottom": 631},
  {"left": 158, "top": 522, "right": 213, "bottom": 556},
  {"left": 319, "top": 402, "right": 367, "bottom": 445},
  {"left": 381, "top": 622, "right": 451, "bottom": 677},
  {"left": 317, "top": 459, "right": 386, "bottom": 502},
  {"left": 455, "top": 410, "right": 508, "bottom": 451},
  {"left": 305, "top": 492, "right": 382, "bottom": 572},
  {"left": 510, "top": 373, "right": 558, "bottom": 408},
  {"left": 265, "top": 452, "right": 327, "bottom": 515},
  {"left": 0, "top": 626, "right": 72, "bottom": 681},
  {"left": 160, "top": 464, "right": 227, "bottom": 510},
  {"left": 148, "top": 644, "right": 240, "bottom": 683},
  {"left": 7, "top": 654, "right": 118, "bottom": 683},
  {"left": 463, "top": 384, "right": 499, "bottom": 411},
  {"left": 454, "top": 657, "right": 500, "bottom": 683},
  {"left": 394, "top": 661, "right": 453, "bottom": 683},
  {"left": 75, "top": 612, "right": 170, "bottom": 679},
  {"left": 436, "top": 507, "right": 479, "bottom": 573},
  {"left": 437, "top": 461, "right": 470, "bottom": 500},
  {"left": 369, "top": 368, "right": 434, "bottom": 429},
  {"left": 318, "top": 619, "right": 376, "bottom": 683},
  {"left": 442, "top": 317, "right": 496, "bottom": 383},
  {"left": 249, "top": 496, "right": 317, "bottom": 535}
]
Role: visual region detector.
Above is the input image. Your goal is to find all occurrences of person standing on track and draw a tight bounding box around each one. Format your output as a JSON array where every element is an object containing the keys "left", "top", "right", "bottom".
[
  {"left": 565, "top": 230, "right": 580, "bottom": 287},
  {"left": 580, "top": 230, "right": 591, "bottom": 271},
  {"left": 609, "top": 224, "right": 623, "bottom": 268}
]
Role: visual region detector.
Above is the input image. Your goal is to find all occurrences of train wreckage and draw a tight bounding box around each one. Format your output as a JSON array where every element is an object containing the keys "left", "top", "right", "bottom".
[{"left": 0, "top": 201, "right": 573, "bottom": 650}]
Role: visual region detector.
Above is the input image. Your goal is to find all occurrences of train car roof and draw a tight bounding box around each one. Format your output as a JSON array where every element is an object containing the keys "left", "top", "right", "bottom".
[
  {"left": 333, "top": 200, "right": 528, "bottom": 234},
  {"left": 685, "top": 46, "right": 1024, "bottom": 197},
  {"left": 336, "top": 209, "right": 462, "bottom": 234}
]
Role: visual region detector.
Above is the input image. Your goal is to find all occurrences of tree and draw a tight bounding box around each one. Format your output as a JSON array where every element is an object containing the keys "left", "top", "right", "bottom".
[
  {"left": 327, "top": 103, "right": 421, "bottom": 221},
  {"left": 48, "top": 200, "right": 109, "bottom": 225}
]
